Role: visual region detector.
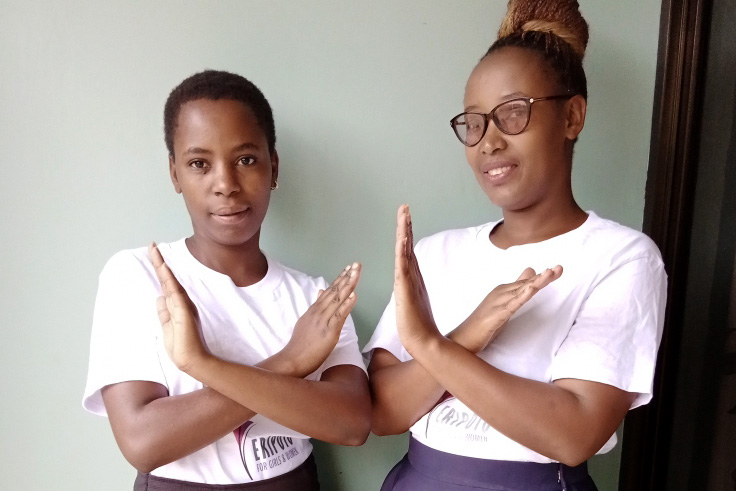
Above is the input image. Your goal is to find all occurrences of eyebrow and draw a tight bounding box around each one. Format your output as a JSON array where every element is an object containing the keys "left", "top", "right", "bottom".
[
  {"left": 464, "top": 92, "right": 530, "bottom": 112},
  {"left": 501, "top": 91, "right": 527, "bottom": 99},
  {"left": 183, "top": 142, "right": 261, "bottom": 156},
  {"left": 183, "top": 147, "right": 211, "bottom": 156}
]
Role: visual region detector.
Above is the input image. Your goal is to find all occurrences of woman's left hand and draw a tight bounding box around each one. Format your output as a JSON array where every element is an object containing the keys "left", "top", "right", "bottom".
[
  {"left": 393, "top": 205, "right": 441, "bottom": 353},
  {"left": 149, "top": 243, "right": 209, "bottom": 373}
]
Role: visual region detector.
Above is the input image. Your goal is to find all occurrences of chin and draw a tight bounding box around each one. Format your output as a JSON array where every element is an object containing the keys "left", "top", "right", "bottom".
[
  {"left": 203, "top": 228, "right": 261, "bottom": 248},
  {"left": 485, "top": 194, "right": 530, "bottom": 213}
]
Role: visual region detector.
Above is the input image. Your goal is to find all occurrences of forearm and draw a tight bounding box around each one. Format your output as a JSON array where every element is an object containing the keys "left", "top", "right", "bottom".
[
  {"left": 191, "top": 358, "right": 371, "bottom": 446},
  {"left": 103, "top": 383, "right": 254, "bottom": 473},
  {"left": 410, "top": 335, "right": 632, "bottom": 465},
  {"left": 367, "top": 316, "right": 494, "bottom": 436},
  {"left": 368, "top": 351, "right": 446, "bottom": 435},
  {"left": 102, "top": 353, "right": 300, "bottom": 472}
]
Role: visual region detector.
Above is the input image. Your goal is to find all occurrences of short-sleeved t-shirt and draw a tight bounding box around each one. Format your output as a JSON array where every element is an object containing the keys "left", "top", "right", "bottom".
[
  {"left": 363, "top": 212, "right": 666, "bottom": 463},
  {"left": 83, "top": 239, "right": 366, "bottom": 484}
]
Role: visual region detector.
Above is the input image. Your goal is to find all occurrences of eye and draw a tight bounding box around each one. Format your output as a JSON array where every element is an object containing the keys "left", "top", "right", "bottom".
[
  {"left": 237, "top": 156, "right": 256, "bottom": 166},
  {"left": 189, "top": 160, "right": 207, "bottom": 170},
  {"left": 464, "top": 115, "right": 484, "bottom": 132},
  {"left": 504, "top": 102, "right": 527, "bottom": 119}
]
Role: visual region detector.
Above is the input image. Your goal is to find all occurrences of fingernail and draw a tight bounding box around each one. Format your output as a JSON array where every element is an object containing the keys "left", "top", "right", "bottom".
[
  {"left": 349, "top": 292, "right": 355, "bottom": 298},
  {"left": 351, "top": 262, "right": 359, "bottom": 269}
]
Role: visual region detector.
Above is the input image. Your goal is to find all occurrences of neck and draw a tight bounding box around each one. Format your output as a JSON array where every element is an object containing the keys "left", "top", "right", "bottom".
[
  {"left": 491, "top": 198, "right": 587, "bottom": 249},
  {"left": 185, "top": 234, "right": 268, "bottom": 287}
]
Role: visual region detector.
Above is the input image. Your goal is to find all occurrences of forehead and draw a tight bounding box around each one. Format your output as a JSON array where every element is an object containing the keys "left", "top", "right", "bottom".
[
  {"left": 173, "top": 98, "right": 264, "bottom": 149},
  {"left": 464, "top": 47, "right": 556, "bottom": 107}
]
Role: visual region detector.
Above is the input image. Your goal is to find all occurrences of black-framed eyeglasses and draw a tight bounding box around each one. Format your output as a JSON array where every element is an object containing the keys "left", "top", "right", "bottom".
[{"left": 450, "top": 95, "right": 575, "bottom": 147}]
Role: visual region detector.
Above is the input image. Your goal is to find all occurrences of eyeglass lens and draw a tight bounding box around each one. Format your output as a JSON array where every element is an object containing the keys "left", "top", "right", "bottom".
[{"left": 453, "top": 99, "right": 531, "bottom": 146}]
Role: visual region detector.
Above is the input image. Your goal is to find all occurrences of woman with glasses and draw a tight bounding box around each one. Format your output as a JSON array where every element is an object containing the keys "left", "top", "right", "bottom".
[{"left": 364, "top": 1, "right": 666, "bottom": 490}]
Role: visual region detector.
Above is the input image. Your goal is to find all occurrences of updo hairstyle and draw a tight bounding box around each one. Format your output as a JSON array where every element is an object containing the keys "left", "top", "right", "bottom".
[{"left": 487, "top": 0, "right": 589, "bottom": 100}]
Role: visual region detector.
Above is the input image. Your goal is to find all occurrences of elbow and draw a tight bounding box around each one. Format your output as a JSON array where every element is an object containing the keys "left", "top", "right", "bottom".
[
  {"left": 369, "top": 410, "right": 409, "bottom": 437},
  {"left": 119, "top": 442, "right": 161, "bottom": 474},
  {"left": 130, "top": 460, "right": 158, "bottom": 475},
  {"left": 331, "top": 406, "right": 372, "bottom": 446},
  {"left": 551, "top": 438, "right": 603, "bottom": 468},
  {"left": 341, "top": 428, "right": 370, "bottom": 447},
  {"left": 341, "top": 412, "right": 372, "bottom": 446},
  {"left": 370, "top": 421, "right": 400, "bottom": 437},
  {"left": 557, "top": 453, "right": 590, "bottom": 468},
  {"left": 116, "top": 435, "right": 169, "bottom": 474},
  {"left": 369, "top": 400, "right": 413, "bottom": 436}
]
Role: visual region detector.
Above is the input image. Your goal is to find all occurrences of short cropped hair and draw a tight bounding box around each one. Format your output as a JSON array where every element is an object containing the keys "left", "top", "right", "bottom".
[{"left": 164, "top": 70, "right": 276, "bottom": 156}]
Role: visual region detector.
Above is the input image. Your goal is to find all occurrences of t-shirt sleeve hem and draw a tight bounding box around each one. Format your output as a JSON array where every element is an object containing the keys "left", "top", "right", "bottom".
[
  {"left": 549, "top": 369, "right": 653, "bottom": 409},
  {"left": 82, "top": 375, "right": 169, "bottom": 416}
]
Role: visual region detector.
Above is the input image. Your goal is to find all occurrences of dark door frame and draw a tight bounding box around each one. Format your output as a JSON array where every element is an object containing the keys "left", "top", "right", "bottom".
[{"left": 618, "top": 0, "right": 712, "bottom": 488}]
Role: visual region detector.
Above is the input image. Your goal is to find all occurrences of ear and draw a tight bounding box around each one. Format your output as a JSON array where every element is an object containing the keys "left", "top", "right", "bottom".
[
  {"left": 169, "top": 155, "right": 182, "bottom": 194},
  {"left": 564, "top": 95, "right": 587, "bottom": 141},
  {"left": 270, "top": 149, "right": 279, "bottom": 187}
]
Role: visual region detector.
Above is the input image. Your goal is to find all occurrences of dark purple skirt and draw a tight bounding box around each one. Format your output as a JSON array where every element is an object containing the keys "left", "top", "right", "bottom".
[
  {"left": 134, "top": 453, "right": 319, "bottom": 491},
  {"left": 380, "top": 438, "right": 598, "bottom": 491}
]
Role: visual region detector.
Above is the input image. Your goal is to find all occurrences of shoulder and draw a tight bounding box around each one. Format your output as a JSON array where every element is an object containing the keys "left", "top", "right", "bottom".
[
  {"left": 580, "top": 213, "right": 663, "bottom": 268},
  {"left": 100, "top": 246, "right": 155, "bottom": 280},
  {"left": 267, "top": 257, "right": 329, "bottom": 293},
  {"left": 415, "top": 221, "right": 497, "bottom": 257},
  {"left": 99, "top": 240, "right": 184, "bottom": 288}
]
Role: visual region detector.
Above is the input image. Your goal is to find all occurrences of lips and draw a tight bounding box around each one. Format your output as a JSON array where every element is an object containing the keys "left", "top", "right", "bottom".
[
  {"left": 212, "top": 205, "right": 248, "bottom": 216},
  {"left": 480, "top": 160, "right": 518, "bottom": 183},
  {"left": 487, "top": 165, "right": 514, "bottom": 177},
  {"left": 211, "top": 206, "right": 250, "bottom": 223}
]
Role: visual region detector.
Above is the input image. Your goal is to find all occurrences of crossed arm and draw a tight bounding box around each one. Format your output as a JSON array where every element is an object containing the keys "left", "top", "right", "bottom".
[
  {"left": 102, "top": 247, "right": 371, "bottom": 473},
  {"left": 368, "top": 205, "right": 636, "bottom": 466}
]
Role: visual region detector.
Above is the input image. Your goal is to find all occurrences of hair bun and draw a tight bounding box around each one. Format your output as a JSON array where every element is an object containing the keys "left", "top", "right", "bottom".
[{"left": 497, "top": 0, "right": 589, "bottom": 58}]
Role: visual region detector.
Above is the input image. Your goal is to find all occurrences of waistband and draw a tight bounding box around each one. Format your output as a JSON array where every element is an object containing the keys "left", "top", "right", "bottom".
[
  {"left": 134, "top": 454, "right": 318, "bottom": 491},
  {"left": 407, "top": 438, "right": 590, "bottom": 489}
]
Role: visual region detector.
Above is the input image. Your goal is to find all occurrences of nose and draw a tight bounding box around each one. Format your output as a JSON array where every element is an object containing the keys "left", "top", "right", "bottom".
[
  {"left": 212, "top": 164, "right": 241, "bottom": 197},
  {"left": 478, "top": 119, "right": 507, "bottom": 155}
]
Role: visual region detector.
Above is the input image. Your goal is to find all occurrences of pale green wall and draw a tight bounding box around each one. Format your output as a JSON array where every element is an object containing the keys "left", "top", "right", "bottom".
[{"left": 0, "top": 1, "right": 660, "bottom": 489}]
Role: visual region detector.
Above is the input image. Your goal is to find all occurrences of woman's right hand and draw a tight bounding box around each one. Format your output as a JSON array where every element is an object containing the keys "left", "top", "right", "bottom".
[
  {"left": 278, "top": 263, "right": 361, "bottom": 376},
  {"left": 449, "top": 266, "right": 563, "bottom": 353},
  {"left": 149, "top": 243, "right": 211, "bottom": 374}
]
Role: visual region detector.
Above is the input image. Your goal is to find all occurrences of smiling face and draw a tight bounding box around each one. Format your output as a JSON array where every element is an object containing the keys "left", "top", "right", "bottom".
[
  {"left": 463, "top": 47, "right": 585, "bottom": 214},
  {"left": 169, "top": 98, "right": 278, "bottom": 251}
]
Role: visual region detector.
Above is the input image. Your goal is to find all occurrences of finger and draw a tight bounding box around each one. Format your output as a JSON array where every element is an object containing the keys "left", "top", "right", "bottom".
[
  {"left": 526, "top": 265, "right": 563, "bottom": 290},
  {"left": 495, "top": 266, "right": 545, "bottom": 294},
  {"left": 515, "top": 267, "right": 537, "bottom": 282},
  {"left": 405, "top": 207, "right": 414, "bottom": 261},
  {"left": 504, "top": 266, "right": 562, "bottom": 311},
  {"left": 395, "top": 205, "right": 412, "bottom": 280},
  {"left": 319, "top": 264, "right": 361, "bottom": 315},
  {"left": 322, "top": 263, "right": 353, "bottom": 293},
  {"left": 156, "top": 295, "right": 171, "bottom": 327},
  {"left": 395, "top": 204, "right": 408, "bottom": 242},
  {"left": 149, "top": 243, "right": 185, "bottom": 297},
  {"left": 315, "top": 263, "right": 359, "bottom": 307},
  {"left": 395, "top": 205, "right": 409, "bottom": 261},
  {"left": 327, "top": 291, "right": 358, "bottom": 331},
  {"left": 322, "top": 264, "right": 356, "bottom": 300}
]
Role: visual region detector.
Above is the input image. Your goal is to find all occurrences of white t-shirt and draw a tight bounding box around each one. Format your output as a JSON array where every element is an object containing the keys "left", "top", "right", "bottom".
[
  {"left": 363, "top": 212, "right": 666, "bottom": 463},
  {"left": 83, "top": 239, "right": 366, "bottom": 484}
]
